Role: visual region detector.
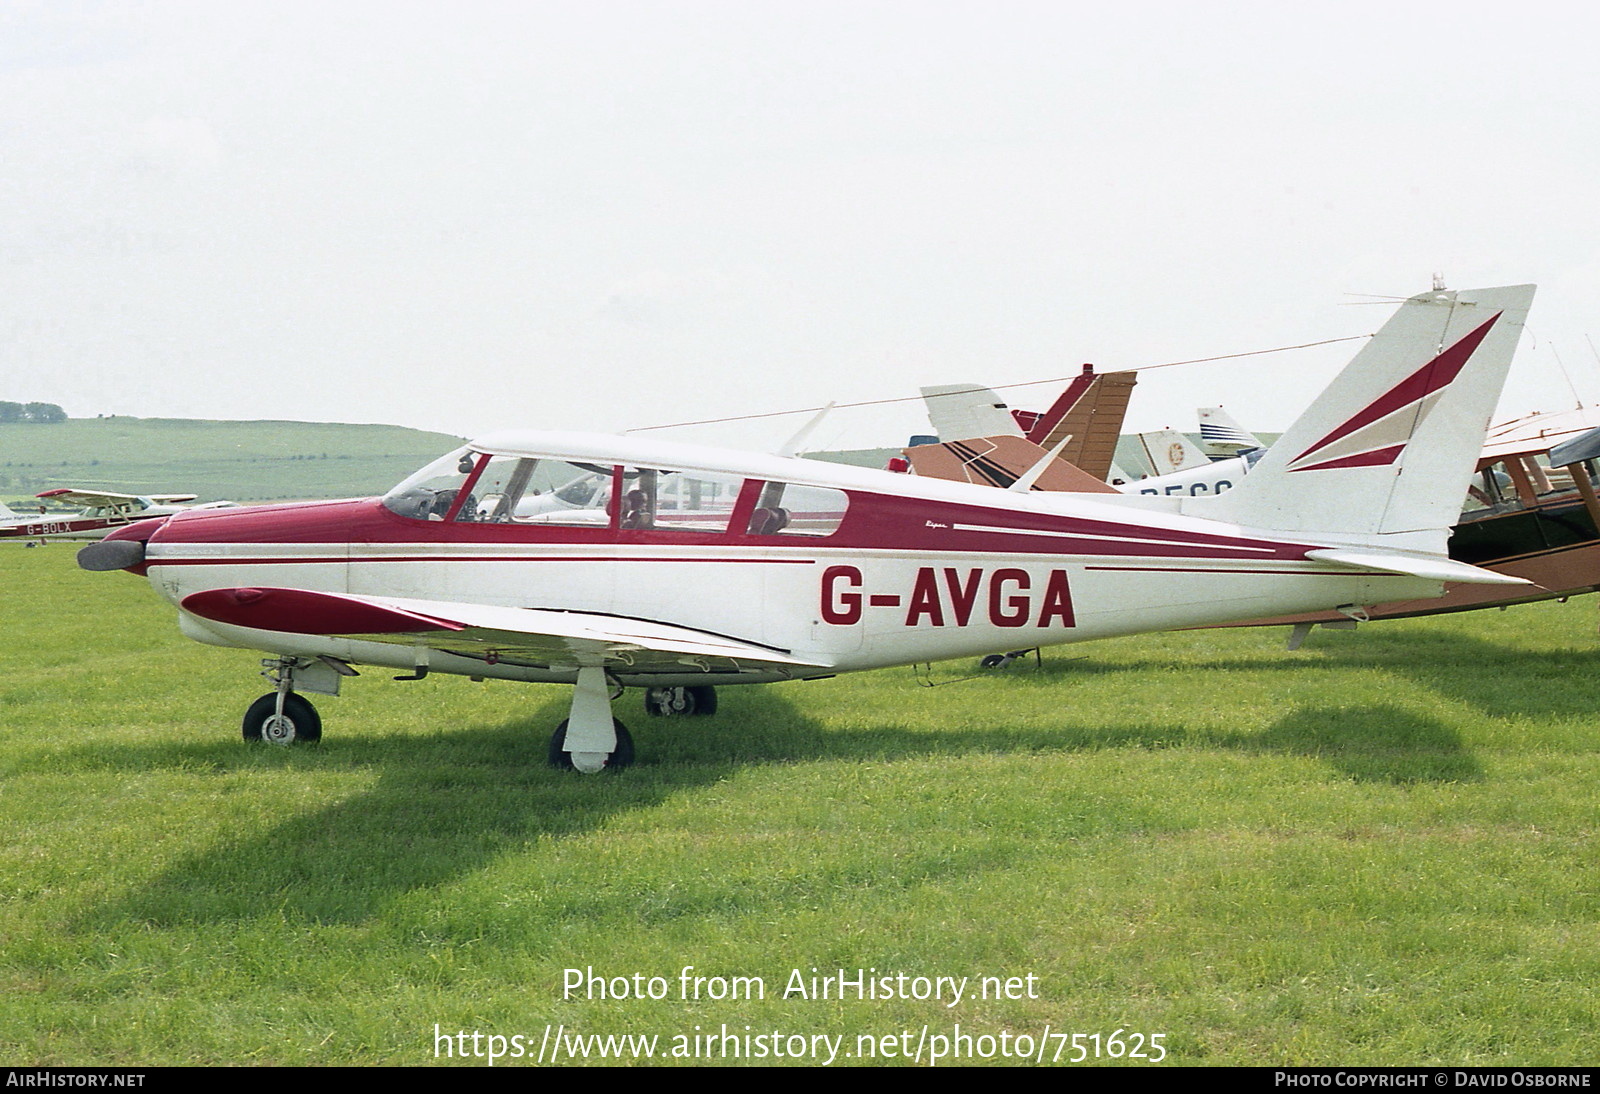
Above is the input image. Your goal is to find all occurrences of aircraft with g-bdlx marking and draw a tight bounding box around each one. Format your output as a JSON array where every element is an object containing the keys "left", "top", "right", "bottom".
[{"left": 77, "top": 285, "right": 1536, "bottom": 771}]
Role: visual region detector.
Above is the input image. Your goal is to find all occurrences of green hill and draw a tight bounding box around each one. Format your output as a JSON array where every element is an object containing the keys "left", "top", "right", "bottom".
[{"left": 0, "top": 417, "right": 464, "bottom": 505}]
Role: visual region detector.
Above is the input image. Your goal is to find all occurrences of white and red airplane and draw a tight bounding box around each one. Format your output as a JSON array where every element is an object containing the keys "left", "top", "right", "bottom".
[
  {"left": 80, "top": 284, "right": 1535, "bottom": 771},
  {"left": 1, "top": 489, "right": 233, "bottom": 542}
]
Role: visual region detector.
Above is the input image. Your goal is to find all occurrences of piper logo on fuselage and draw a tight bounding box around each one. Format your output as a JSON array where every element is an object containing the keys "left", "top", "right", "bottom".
[{"left": 821, "top": 565, "right": 1076, "bottom": 628}]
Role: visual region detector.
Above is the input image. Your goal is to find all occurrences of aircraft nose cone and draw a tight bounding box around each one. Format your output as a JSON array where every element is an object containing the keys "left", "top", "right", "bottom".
[{"left": 77, "top": 538, "right": 146, "bottom": 572}]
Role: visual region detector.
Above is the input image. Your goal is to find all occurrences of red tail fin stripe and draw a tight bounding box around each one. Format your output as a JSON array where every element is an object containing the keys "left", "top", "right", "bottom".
[
  {"left": 1286, "top": 444, "right": 1407, "bottom": 474},
  {"left": 1291, "top": 311, "right": 1502, "bottom": 466}
]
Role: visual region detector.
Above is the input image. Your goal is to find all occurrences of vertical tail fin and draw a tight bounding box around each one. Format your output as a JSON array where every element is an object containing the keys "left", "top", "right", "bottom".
[
  {"left": 1138, "top": 429, "right": 1212, "bottom": 475},
  {"left": 1184, "top": 285, "right": 1535, "bottom": 543},
  {"left": 920, "top": 384, "right": 1024, "bottom": 442},
  {"left": 1197, "top": 406, "right": 1264, "bottom": 454},
  {"left": 1024, "top": 366, "right": 1138, "bottom": 480}
]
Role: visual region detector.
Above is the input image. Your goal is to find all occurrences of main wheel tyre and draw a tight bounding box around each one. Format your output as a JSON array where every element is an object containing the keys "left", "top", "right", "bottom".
[
  {"left": 643, "top": 685, "right": 718, "bottom": 717},
  {"left": 548, "top": 718, "right": 634, "bottom": 771},
  {"left": 243, "top": 692, "right": 323, "bottom": 745}
]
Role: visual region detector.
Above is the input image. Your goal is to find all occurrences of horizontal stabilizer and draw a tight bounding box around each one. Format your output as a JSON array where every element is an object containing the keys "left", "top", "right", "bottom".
[
  {"left": 1304, "top": 549, "right": 1532, "bottom": 586},
  {"left": 904, "top": 436, "right": 1118, "bottom": 492}
]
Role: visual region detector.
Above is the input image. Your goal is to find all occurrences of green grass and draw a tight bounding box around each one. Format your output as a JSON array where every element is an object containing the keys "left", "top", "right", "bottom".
[
  {"left": 0, "top": 417, "right": 463, "bottom": 504},
  {"left": 2, "top": 544, "right": 1598, "bottom": 1065}
]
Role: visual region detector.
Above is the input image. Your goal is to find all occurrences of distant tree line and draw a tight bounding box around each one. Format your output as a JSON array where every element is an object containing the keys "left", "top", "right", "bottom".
[{"left": 0, "top": 402, "right": 67, "bottom": 424}]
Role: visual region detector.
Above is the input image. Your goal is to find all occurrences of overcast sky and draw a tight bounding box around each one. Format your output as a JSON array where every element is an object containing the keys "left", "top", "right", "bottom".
[{"left": 3, "top": 0, "right": 1597, "bottom": 452}]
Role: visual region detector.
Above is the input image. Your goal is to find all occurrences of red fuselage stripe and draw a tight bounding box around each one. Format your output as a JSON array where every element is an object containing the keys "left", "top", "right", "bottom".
[{"left": 147, "top": 555, "right": 822, "bottom": 567}]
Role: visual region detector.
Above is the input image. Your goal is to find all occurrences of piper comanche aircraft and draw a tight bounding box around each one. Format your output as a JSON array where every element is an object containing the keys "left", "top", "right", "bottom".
[{"left": 79, "top": 284, "right": 1535, "bottom": 771}]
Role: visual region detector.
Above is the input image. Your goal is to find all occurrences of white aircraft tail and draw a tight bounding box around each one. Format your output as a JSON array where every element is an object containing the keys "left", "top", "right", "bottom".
[
  {"left": 1137, "top": 429, "right": 1211, "bottom": 475},
  {"left": 1185, "top": 284, "right": 1536, "bottom": 547},
  {"left": 921, "top": 384, "right": 1023, "bottom": 442},
  {"left": 0, "top": 500, "right": 16, "bottom": 519},
  {"left": 1197, "top": 407, "right": 1263, "bottom": 454}
]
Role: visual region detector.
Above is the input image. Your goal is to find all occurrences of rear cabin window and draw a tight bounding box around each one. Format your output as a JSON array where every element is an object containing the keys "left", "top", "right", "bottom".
[{"left": 745, "top": 482, "right": 848, "bottom": 537}]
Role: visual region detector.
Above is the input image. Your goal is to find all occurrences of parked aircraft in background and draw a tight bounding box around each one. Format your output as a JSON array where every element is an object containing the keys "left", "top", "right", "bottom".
[
  {"left": 1134, "top": 428, "right": 1212, "bottom": 477},
  {"left": 909, "top": 386, "right": 1254, "bottom": 498},
  {"left": 1, "top": 489, "right": 234, "bottom": 542},
  {"left": 78, "top": 285, "right": 1535, "bottom": 771},
  {"left": 904, "top": 303, "right": 1600, "bottom": 644},
  {"left": 1197, "top": 407, "right": 1265, "bottom": 455},
  {"left": 915, "top": 365, "right": 1138, "bottom": 483},
  {"left": 1250, "top": 406, "right": 1600, "bottom": 644}
]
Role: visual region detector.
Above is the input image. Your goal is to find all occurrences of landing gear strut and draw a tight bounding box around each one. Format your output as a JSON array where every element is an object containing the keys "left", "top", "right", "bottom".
[
  {"left": 550, "top": 665, "right": 633, "bottom": 773},
  {"left": 549, "top": 718, "right": 634, "bottom": 771}
]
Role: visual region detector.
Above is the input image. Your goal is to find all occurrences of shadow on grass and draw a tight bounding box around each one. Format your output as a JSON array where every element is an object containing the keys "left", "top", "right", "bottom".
[
  {"left": 72, "top": 679, "right": 1485, "bottom": 932},
  {"left": 78, "top": 687, "right": 1058, "bottom": 930},
  {"left": 1243, "top": 703, "right": 1482, "bottom": 784},
  {"left": 1007, "top": 625, "right": 1600, "bottom": 722}
]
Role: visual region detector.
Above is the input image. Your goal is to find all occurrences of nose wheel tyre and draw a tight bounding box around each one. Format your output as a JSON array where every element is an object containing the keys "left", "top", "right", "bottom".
[{"left": 243, "top": 693, "right": 323, "bottom": 745}]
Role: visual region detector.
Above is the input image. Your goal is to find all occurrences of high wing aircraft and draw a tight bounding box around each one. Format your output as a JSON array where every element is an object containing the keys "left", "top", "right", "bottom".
[
  {"left": 0, "top": 489, "right": 232, "bottom": 542},
  {"left": 79, "top": 284, "right": 1536, "bottom": 772}
]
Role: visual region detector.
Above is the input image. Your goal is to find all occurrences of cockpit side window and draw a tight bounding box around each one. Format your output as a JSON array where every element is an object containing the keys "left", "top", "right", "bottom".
[{"left": 478, "top": 459, "right": 615, "bottom": 526}]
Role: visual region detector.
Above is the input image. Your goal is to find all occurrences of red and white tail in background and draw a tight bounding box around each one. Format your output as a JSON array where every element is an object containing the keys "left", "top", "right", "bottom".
[{"left": 1184, "top": 285, "right": 1536, "bottom": 550}]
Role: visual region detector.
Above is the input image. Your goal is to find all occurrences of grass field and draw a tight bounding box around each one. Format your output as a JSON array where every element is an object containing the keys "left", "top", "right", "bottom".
[{"left": 2, "top": 543, "right": 1598, "bottom": 1066}]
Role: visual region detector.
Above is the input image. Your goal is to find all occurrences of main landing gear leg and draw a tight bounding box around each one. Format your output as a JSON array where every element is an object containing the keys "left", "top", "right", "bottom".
[
  {"left": 643, "top": 685, "right": 718, "bottom": 717},
  {"left": 550, "top": 665, "right": 633, "bottom": 773}
]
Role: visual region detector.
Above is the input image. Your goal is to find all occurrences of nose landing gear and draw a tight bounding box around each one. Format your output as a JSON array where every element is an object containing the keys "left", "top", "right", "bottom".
[
  {"left": 241, "top": 656, "right": 344, "bottom": 744},
  {"left": 243, "top": 691, "right": 322, "bottom": 744}
]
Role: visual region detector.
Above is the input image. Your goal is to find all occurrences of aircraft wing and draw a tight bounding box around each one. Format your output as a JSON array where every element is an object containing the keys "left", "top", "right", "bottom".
[
  {"left": 179, "top": 587, "right": 832, "bottom": 673},
  {"left": 36, "top": 488, "right": 198, "bottom": 507}
]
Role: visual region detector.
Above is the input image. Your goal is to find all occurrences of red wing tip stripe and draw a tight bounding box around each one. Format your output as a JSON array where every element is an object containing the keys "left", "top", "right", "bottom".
[{"left": 182, "top": 588, "right": 464, "bottom": 635}]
